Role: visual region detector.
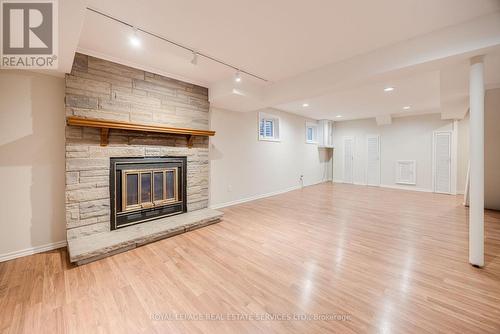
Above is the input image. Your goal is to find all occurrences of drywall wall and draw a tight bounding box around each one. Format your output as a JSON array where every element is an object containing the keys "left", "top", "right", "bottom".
[
  {"left": 457, "top": 115, "right": 469, "bottom": 194},
  {"left": 332, "top": 114, "right": 460, "bottom": 192},
  {"left": 0, "top": 71, "right": 66, "bottom": 261},
  {"left": 485, "top": 88, "right": 500, "bottom": 210},
  {"left": 209, "top": 108, "right": 332, "bottom": 207}
]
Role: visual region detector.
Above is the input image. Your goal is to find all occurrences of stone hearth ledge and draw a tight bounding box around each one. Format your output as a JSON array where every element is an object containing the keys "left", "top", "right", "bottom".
[{"left": 68, "top": 208, "right": 223, "bottom": 265}]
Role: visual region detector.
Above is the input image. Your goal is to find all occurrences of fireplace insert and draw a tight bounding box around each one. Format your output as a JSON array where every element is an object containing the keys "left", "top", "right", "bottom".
[{"left": 110, "top": 157, "right": 187, "bottom": 230}]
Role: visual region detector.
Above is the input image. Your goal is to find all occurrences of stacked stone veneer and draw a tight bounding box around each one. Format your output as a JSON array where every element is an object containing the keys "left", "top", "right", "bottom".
[{"left": 65, "top": 53, "right": 209, "bottom": 240}]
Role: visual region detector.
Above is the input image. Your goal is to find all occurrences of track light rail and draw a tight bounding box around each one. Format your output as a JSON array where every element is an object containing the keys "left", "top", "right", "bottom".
[{"left": 86, "top": 7, "right": 268, "bottom": 82}]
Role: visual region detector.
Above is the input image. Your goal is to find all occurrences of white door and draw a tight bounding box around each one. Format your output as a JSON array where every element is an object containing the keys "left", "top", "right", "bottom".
[
  {"left": 434, "top": 131, "right": 452, "bottom": 194},
  {"left": 343, "top": 137, "right": 354, "bottom": 183},
  {"left": 366, "top": 135, "right": 381, "bottom": 186}
]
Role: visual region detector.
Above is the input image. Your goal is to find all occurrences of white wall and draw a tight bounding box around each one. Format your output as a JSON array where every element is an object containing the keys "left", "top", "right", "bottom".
[
  {"left": 485, "top": 88, "right": 500, "bottom": 210},
  {"left": 0, "top": 71, "right": 66, "bottom": 261},
  {"left": 454, "top": 88, "right": 500, "bottom": 208},
  {"left": 457, "top": 114, "right": 469, "bottom": 194},
  {"left": 332, "top": 114, "right": 462, "bottom": 192},
  {"left": 209, "top": 108, "right": 332, "bottom": 208}
]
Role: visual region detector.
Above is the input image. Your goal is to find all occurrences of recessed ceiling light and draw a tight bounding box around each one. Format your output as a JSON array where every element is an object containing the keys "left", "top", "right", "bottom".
[
  {"left": 336, "top": 115, "right": 343, "bottom": 118},
  {"left": 403, "top": 105, "right": 411, "bottom": 110},
  {"left": 302, "top": 103, "right": 309, "bottom": 107},
  {"left": 384, "top": 87, "right": 395, "bottom": 92}
]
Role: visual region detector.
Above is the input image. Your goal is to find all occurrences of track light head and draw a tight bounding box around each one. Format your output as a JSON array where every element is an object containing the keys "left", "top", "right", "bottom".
[
  {"left": 129, "top": 27, "right": 141, "bottom": 47},
  {"left": 235, "top": 70, "right": 242, "bottom": 83},
  {"left": 191, "top": 52, "right": 198, "bottom": 65}
]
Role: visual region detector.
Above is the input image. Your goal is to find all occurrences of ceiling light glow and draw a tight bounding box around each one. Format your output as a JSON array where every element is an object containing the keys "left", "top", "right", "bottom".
[
  {"left": 129, "top": 35, "right": 141, "bottom": 47},
  {"left": 302, "top": 103, "right": 309, "bottom": 107},
  {"left": 129, "top": 27, "right": 141, "bottom": 47},
  {"left": 384, "top": 87, "right": 395, "bottom": 92},
  {"left": 235, "top": 70, "right": 241, "bottom": 83},
  {"left": 336, "top": 115, "right": 343, "bottom": 118},
  {"left": 403, "top": 106, "right": 411, "bottom": 110}
]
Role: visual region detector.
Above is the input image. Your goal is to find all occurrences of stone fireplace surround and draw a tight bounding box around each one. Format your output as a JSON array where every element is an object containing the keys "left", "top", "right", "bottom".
[{"left": 65, "top": 53, "right": 222, "bottom": 264}]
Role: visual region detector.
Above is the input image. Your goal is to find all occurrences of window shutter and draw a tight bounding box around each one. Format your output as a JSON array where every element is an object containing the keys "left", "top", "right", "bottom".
[
  {"left": 264, "top": 120, "right": 274, "bottom": 137},
  {"left": 258, "top": 112, "right": 280, "bottom": 141},
  {"left": 307, "top": 127, "right": 313, "bottom": 141}
]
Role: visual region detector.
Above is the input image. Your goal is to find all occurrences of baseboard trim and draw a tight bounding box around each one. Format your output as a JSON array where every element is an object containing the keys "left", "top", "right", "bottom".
[
  {"left": 0, "top": 240, "right": 67, "bottom": 263},
  {"left": 333, "top": 180, "right": 433, "bottom": 193},
  {"left": 210, "top": 179, "right": 330, "bottom": 209},
  {"left": 380, "top": 184, "right": 433, "bottom": 193}
]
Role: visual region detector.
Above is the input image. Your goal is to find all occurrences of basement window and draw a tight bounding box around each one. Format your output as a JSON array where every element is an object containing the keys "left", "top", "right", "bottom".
[
  {"left": 305, "top": 121, "right": 318, "bottom": 144},
  {"left": 258, "top": 112, "right": 280, "bottom": 141}
]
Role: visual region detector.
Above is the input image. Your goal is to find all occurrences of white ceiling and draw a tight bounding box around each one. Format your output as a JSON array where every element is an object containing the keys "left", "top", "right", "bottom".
[
  {"left": 78, "top": 9, "right": 231, "bottom": 87},
  {"left": 276, "top": 51, "right": 500, "bottom": 121},
  {"left": 80, "top": 0, "right": 500, "bottom": 84},
  {"left": 275, "top": 71, "right": 441, "bottom": 121},
  {"left": 72, "top": 0, "right": 500, "bottom": 121}
]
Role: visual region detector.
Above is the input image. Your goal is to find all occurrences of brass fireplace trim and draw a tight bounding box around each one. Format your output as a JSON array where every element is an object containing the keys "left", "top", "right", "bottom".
[
  {"left": 110, "top": 156, "right": 187, "bottom": 230},
  {"left": 121, "top": 167, "right": 180, "bottom": 213}
]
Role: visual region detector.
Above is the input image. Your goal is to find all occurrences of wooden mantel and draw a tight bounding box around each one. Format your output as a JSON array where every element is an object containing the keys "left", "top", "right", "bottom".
[{"left": 67, "top": 116, "right": 216, "bottom": 148}]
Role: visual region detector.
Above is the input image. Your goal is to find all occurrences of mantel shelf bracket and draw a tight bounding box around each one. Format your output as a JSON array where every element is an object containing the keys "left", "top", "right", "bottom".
[
  {"left": 187, "top": 135, "right": 194, "bottom": 148},
  {"left": 100, "top": 128, "right": 110, "bottom": 147}
]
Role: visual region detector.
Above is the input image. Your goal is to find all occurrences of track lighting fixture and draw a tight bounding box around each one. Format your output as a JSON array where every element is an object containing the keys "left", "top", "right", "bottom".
[
  {"left": 235, "top": 70, "right": 242, "bottom": 83},
  {"left": 191, "top": 52, "right": 198, "bottom": 65},
  {"left": 86, "top": 7, "right": 267, "bottom": 82},
  {"left": 129, "top": 27, "right": 141, "bottom": 47}
]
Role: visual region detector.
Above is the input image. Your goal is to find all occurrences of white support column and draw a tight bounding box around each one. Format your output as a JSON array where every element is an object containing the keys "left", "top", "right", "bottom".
[{"left": 469, "top": 56, "right": 485, "bottom": 267}]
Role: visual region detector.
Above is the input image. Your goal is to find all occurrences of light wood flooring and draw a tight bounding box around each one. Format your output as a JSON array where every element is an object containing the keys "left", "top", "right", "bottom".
[{"left": 1, "top": 183, "right": 500, "bottom": 333}]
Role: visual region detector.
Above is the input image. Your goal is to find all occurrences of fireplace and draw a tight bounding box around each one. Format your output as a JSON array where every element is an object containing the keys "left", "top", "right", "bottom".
[{"left": 110, "top": 157, "right": 187, "bottom": 230}]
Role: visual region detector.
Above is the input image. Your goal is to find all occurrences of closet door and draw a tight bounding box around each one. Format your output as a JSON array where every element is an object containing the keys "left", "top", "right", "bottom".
[
  {"left": 343, "top": 137, "right": 354, "bottom": 183},
  {"left": 366, "top": 135, "right": 381, "bottom": 186},
  {"left": 434, "top": 131, "right": 451, "bottom": 194}
]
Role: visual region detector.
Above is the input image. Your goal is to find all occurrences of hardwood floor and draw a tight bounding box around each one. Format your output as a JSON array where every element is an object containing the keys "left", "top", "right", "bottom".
[{"left": 1, "top": 183, "right": 500, "bottom": 333}]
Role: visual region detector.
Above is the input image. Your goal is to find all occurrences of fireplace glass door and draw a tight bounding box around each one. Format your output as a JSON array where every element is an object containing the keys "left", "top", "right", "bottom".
[
  {"left": 122, "top": 168, "right": 179, "bottom": 213},
  {"left": 110, "top": 157, "right": 187, "bottom": 230}
]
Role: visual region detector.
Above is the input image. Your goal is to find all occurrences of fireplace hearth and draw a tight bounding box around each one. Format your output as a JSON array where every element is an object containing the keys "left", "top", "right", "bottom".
[{"left": 110, "top": 157, "right": 187, "bottom": 230}]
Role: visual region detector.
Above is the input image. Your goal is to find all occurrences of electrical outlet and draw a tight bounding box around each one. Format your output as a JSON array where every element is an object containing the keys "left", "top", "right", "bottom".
[{"left": 227, "top": 184, "right": 232, "bottom": 192}]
